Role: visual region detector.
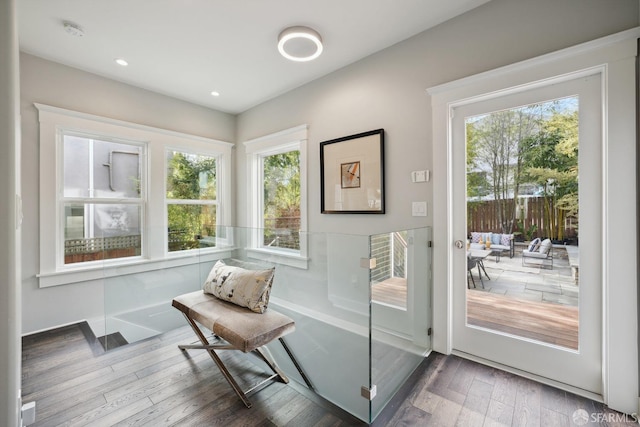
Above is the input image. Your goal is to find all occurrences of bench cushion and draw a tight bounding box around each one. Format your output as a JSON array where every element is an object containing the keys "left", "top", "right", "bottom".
[{"left": 172, "top": 291, "right": 295, "bottom": 352}]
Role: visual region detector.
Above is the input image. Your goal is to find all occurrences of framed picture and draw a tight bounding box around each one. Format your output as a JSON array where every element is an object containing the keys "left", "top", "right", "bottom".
[{"left": 320, "top": 129, "right": 385, "bottom": 214}]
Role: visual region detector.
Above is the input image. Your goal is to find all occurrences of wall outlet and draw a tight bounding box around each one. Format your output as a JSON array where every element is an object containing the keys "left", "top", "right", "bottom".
[{"left": 22, "top": 401, "right": 36, "bottom": 426}]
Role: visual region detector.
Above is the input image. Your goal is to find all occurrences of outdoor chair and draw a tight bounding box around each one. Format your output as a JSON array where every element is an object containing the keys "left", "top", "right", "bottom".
[
  {"left": 522, "top": 238, "right": 553, "bottom": 269},
  {"left": 467, "top": 257, "right": 479, "bottom": 288}
]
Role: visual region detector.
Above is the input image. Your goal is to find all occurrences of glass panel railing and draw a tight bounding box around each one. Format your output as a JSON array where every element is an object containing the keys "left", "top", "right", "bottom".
[
  {"left": 94, "top": 226, "right": 431, "bottom": 422},
  {"left": 370, "top": 226, "right": 432, "bottom": 421},
  {"left": 229, "top": 227, "right": 371, "bottom": 421}
]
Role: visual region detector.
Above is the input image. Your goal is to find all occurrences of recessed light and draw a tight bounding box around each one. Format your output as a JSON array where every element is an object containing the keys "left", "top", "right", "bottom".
[
  {"left": 115, "top": 58, "right": 128, "bottom": 67},
  {"left": 63, "top": 21, "right": 84, "bottom": 37},
  {"left": 210, "top": 91, "right": 220, "bottom": 97},
  {"left": 278, "top": 26, "right": 323, "bottom": 62}
]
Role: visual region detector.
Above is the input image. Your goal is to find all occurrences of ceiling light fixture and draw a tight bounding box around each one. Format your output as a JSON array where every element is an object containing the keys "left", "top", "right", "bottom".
[
  {"left": 63, "top": 21, "right": 84, "bottom": 37},
  {"left": 115, "top": 58, "right": 128, "bottom": 66},
  {"left": 210, "top": 91, "right": 220, "bottom": 97},
  {"left": 277, "top": 26, "right": 323, "bottom": 62}
]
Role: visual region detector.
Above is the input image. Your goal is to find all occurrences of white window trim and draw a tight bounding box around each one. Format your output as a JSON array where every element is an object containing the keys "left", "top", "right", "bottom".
[
  {"left": 36, "top": 103, "right": 233, "bottom": 287},
  {"left": 244, "top": 125, "right": 308, "bottom": 268}
]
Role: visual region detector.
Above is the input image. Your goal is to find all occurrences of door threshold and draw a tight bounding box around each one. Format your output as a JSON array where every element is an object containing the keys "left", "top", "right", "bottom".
[{"left": 451, "top": 349, "right": 603, "bottom": 403}]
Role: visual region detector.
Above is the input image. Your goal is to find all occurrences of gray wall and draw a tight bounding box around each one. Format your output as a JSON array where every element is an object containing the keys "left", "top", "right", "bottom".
[
  {"left": 20, "top": 0, "right": 639, "bottom": 334},
  {"left": 236, "top": 0, "right": 638, "bottom": 236},
  {"left": 20, "top": 53, "right": 236, "bottom": 333}
]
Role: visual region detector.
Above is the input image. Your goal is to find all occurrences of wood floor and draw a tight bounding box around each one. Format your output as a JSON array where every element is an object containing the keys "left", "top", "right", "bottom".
[
  {"left": 372, "top": 277, "right": 407, "bottom": 308},
  {"left": 466, "top": 290, "right": 579, "bottom": 350},
  {"left": 372, "top": 279, "right": 578, "bottom": 349},
  {"left": 22, "top": 323, "right": 362, "bottom": 427},
  {"left": 377, "top": 353, "right": 636, "bottom": 427},
  {"left": 22, "top": 323, "right": 634, "bottom": 426}
]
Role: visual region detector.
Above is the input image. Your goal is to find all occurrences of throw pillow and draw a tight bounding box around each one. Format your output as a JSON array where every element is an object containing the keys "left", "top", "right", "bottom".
[
  {"left": 528, "top": 238, "right": 541, "bottom": 252},
  {"left": 539, "top": 239, "right": 552, "bottom": 254},
  {"left": 500, "top": 234, "right": 512, "bottom": 246},
  {"left": 470, "top": 232, "right": 482, "bottom": 243},
  {"left": 481, "top": 232, "right": 493, "bottom": 243},
  {"left": 203, "top": 260, "right": 275, "bottom": 313},
  {"left": 491, "top": 233, "right": 502, "bottom": 245}
]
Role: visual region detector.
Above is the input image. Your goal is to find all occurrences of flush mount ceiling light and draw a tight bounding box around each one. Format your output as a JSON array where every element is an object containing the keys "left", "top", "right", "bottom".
[
  {"left": 115, "top": 58, "right": 128, "bottom": 66},
  {"left": 277, "top": 26, "right": 323, "bottom": 62},
  {"left": 210, "top": 91, "right": 220, "bottom": 97},
  {"left": 63, "top": 21, "right": 84, "bottom": 37}
]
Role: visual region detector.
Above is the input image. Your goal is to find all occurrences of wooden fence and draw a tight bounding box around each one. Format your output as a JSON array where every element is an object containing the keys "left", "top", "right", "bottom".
[{"left": 467, "top": 196, "right": 578, "bottom": 240}]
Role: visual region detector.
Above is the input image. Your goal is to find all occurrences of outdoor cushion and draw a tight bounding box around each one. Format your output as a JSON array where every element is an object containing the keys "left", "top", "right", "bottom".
[
  {"left": 539, "top": 239, "right": 552, "bottom": 254},
  {"left": 471, "top": 232, "right": 482, "bottom": 243},
  {"left": 491, "top": 233, "right": 502, "bottom": 245},
  {"left": 500, "top": 234, "right": 512, "bottom": 246},
  {"left": 522, "top": 250, "right": 550, "bottom": 259},
  {"left": 481, "top": 232, "right": 493, "bottom": 243}
]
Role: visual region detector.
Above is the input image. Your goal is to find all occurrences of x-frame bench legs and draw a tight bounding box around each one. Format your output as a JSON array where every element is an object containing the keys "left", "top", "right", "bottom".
[{"left": 178, "top": 313, "right": 310, "bottom": 408}]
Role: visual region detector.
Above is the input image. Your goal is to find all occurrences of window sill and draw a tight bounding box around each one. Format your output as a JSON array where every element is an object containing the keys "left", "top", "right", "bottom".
[
  {"left": 245, "top": 248, "right": 309, "bottom": 269},
  {"left": 37, "top": 248, "right": 233, "bottom": 288}
]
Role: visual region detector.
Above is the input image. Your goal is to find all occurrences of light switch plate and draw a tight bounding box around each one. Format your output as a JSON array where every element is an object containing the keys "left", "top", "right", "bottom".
[
  {"left": 411, "top": 170, "right": 430, "bottom": 183},
  {"left": 412, "top": 201, "right": 427, "bottom": 216}
]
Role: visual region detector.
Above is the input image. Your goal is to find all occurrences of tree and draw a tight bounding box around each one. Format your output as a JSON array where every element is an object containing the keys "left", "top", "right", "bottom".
[
  {"left": 166, "top": 152, "right": 217, "bottom": 250},
  {"left": 466, "top": 105, "right": 542, "bottom": 233},
  {"left": 262, "top": 151, "right": 300, "bottom": 249},
  {"left": 521, "top": 110, "right": 578, "bottom": 240}
]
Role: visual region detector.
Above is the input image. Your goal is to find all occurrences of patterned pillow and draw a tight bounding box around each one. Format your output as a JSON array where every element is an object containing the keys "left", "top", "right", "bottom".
[
  {"left": 470, "top": 232, "right": 482, "bottom": 243},
  {"left": 203, "top": 260, "right": 275, "bottom": 313},
  {"left": 491, "top": 233, "right": 502, "bottom": 245},
  {"left": 528, "top": 238, "right": 541, "bottom": 252},
  {"left": 500, "top": 234, "right": 512, "bottom": 246}
]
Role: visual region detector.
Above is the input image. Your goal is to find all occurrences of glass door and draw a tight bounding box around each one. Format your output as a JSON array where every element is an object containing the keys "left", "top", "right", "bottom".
[{"left": 451, "top": 73, "right": 602, "bottom": 394}]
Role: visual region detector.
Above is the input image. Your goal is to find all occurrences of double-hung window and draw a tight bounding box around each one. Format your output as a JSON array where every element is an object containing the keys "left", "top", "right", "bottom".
[
  {"left": 62, "top": 133, "right": 145, "bottom": 265},
  {"left": 244, "top": 125, "right": 308, "bottom": 268},
  {"left": 165, "top": 149, "right": 218, "bottom": 252},
  {"left": 36, "top": 103, "right": 232, "bottom": 287}
]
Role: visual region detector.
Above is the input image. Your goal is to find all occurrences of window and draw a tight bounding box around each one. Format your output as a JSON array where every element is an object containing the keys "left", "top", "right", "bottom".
[
  {"left": 262, "top": 149, "right": 300, "bottom": 250},
  {"left": 62, "top": 133, "right": 144, "bottom": 265},
  {"left": 166, "top": 150, "right": 218, "bottom": 252},
  {"left": 36, "top": 104, "right": 232, "bottom": 287},
  {"left": 244, "top": 125, "right": 308, "bottom": 267}
]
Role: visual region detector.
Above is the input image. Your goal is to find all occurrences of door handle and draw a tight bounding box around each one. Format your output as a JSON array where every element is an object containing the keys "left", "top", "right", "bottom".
[{"left": 454, "top": 240, "right": 465, "bottom": 249}]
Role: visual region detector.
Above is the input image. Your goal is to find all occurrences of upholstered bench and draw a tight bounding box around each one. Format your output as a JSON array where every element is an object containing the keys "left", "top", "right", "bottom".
[{"left": 172, "top": 260, "right": 311, "bottom": 408}]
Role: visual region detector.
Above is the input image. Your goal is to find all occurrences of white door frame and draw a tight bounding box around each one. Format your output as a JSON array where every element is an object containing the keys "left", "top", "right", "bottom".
[{"left": 429, "top": 28, "right": 639, "bottom": 414}]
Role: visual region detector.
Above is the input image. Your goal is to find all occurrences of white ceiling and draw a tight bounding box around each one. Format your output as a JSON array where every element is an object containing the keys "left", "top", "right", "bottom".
[{"left": 18, "top": 0, "right": 490, "bottom": 114}]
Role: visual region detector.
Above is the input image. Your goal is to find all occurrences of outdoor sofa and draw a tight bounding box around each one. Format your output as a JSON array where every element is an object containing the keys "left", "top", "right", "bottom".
[{"left": 469, "top": 231, "right": 515, "bottom": 258}]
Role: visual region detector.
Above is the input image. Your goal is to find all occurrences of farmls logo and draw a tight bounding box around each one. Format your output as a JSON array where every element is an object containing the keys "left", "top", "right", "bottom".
[{"left": 572, "top": 408, "right": 638, "bottom": 425}]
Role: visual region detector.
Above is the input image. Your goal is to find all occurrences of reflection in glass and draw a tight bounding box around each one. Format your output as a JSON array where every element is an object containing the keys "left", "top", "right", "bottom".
[{"left": 64, "top": 203, "right": 142, "bottom": 264}]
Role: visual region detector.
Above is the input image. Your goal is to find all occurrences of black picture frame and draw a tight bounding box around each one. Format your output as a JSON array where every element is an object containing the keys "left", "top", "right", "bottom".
[{"left": 320, "top": 129, "right": 385, "bottom": 214}]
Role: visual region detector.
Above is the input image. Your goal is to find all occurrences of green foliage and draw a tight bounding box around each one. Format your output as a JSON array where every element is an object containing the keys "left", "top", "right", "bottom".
[
  {"left": 166, "top": 152, "right": 217, "bottom": 250},
  {"left": 262, "top": 151, "right": 300, "bottom": 249},
  {"left": 521, "top": 110, "right": 579, "bottom": 239}
]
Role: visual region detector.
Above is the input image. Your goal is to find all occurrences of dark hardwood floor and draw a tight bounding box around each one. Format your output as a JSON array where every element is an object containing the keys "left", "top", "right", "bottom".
[{"left": 22, "top": 323, "right": 636, "bottom": 426}]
